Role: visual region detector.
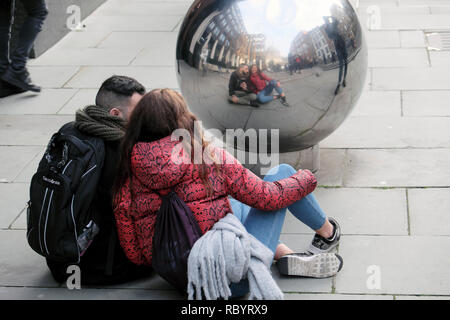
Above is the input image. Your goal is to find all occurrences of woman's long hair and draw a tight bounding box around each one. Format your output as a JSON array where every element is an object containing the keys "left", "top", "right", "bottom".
[
  {"left": 250, "top": 64, "right": 261, "bottom": 75},
  {"left": 113, "top": 89, "right": 219, "bottom": 202}
]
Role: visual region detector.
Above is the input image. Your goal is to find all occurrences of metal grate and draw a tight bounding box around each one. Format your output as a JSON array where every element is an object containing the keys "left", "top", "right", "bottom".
[{"left": 426, "top": 32, "right": 450, "bottom": 51}]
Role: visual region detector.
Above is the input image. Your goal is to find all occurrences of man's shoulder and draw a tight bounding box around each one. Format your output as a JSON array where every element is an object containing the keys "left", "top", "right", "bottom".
[{"left": 59, "top": 121, "right": 103, "bottom": 142}]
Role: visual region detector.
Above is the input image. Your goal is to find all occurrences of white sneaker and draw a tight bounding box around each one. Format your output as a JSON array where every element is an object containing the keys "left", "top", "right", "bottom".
[{"left": 277, "top": 252, "right": 343, "bottom": 278}]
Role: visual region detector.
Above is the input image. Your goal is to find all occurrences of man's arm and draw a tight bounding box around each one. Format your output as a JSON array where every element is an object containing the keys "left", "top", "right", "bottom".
[{"left": 229, "top": 73, "right": 237, "bottom": 96}]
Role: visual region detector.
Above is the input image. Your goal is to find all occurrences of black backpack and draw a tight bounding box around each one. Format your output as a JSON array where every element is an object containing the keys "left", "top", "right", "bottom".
[
  {"left": 27, "top": 123, "right": 105, "bottom": 263},
  {"left": 152, "top": 191, "right": 203, "bottom": 293}
]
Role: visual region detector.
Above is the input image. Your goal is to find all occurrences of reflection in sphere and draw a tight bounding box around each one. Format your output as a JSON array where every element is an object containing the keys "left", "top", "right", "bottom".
[{"left": 176, "top": 0, "right": 367, "bottom": 153}]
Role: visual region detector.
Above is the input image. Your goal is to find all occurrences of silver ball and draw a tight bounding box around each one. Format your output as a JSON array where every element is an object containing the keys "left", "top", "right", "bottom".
[{"left": 176, "top": 0, "right": 367, "bottom": 153}]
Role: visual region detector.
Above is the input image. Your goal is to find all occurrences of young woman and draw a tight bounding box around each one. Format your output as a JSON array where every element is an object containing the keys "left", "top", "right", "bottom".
[
  {"left": 113, "top": 89, "right": 342, "bottom": 297},
  {"left": 249, "top": 64, "right": 289, "bottom": 106}
]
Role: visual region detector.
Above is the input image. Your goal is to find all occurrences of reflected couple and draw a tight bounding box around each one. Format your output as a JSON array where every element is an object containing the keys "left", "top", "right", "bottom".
[{"left": 228, "top": 64, "right": 289, "bottom": 108}]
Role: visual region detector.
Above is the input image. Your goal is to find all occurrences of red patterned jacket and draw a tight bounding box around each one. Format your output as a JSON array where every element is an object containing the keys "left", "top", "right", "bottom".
[{"left": 113, "top": 136, "right": 317, "bottom": 266}]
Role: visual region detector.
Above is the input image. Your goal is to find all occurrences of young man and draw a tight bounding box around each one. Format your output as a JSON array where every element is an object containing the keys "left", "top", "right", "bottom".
[
  {"left": 228, "top": 64, "right": 259, "bottom": 108},
  {"left": 46, "top": 75, "right": 153, "bottom": 285},
  {"left": 0, "top": 0, "right": 48, "bottom": 93}
]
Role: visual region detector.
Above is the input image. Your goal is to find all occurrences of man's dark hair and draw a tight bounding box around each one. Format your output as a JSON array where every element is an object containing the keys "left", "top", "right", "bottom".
[{"left": 95, "top": 75, "right": 146, "bottom": 111}]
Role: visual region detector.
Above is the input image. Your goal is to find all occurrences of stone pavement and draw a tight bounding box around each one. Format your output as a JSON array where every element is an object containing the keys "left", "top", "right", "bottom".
[{"left": 0, "top": 0, "right": 450, "bottom": 300}]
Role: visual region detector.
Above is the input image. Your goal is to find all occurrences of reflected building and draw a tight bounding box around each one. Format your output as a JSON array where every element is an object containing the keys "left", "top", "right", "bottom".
[{"left": 178, "top": 1, "right": 258, "bottom": 73}]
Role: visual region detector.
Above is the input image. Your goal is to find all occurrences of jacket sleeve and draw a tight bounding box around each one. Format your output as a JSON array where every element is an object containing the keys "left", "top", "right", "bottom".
[
  {"left": 220, "top": 150, "right": 317, "bottom": 211},
  {"left": 261, "top": 73, "right": 273, "bottom": 82},
  {"left": 229, "top": 73, "right": 237, "bottom": 96},
  {"left": 113, "top": 182, "right": 144, "bottom": 265}
]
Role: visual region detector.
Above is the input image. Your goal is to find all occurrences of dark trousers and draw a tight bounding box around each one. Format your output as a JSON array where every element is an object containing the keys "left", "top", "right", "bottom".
[
  {"left": 0, "top": 0, "right": 48, "bottom": 73},
  {"left": 337, "top": 49, "right": 348, "bottom": 84}
]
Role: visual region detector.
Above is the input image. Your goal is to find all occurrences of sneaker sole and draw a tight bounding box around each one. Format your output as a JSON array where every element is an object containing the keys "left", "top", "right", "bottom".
[
  {"left": 277, "top": 253, "right": 343, "bottom": 278},
  {"left": 1, "top": 73, "right": 40, "bottom": 93}
]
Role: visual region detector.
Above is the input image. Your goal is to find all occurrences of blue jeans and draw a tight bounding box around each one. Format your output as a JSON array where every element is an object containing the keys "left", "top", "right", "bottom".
[
  {"left": 229, "top": 164, "right": 327, "bottom": 298},
  {"left": 0, "top": 0, "right": 48, "bottom": 72},
  {"left": 257, "top": 80, "right": 283, "bottom": 104}
]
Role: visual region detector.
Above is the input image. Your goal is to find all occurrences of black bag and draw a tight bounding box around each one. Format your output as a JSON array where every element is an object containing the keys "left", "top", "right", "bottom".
[
  {"left": 152, "top": 191, "right": 203, "bottom": 293},
  {"left": 27, "top": 123, "right": 105, "bottom": 263}
]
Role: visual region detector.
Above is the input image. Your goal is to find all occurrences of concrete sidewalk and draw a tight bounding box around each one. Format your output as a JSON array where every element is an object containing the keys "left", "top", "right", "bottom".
[{"left": 1, "top": 0, "right": 450, "bottom": 300}]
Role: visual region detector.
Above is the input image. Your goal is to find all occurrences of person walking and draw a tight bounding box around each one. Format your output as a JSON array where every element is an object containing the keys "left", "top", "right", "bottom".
[{"left": 0, "top": 0, "right": 48, "bottom": 93}]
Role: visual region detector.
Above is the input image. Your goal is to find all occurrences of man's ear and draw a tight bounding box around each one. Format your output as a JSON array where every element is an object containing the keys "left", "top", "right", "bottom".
[{"left": 109, "top": 108, "right": 122, "bottom": 117}]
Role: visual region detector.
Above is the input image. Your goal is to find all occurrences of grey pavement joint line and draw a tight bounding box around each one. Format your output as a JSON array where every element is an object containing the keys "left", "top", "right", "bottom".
[
  {"left": 55, "top": 89, "right": 80, "bottom": 114},
  {"left": 61, "top": 67, "right": 83, "bottom": 89},
  {"left": 406, "top": 189, "right": 411, "bottom": 236},
  {"left": 8, "top": 206, "right": 27, "bottom": 230},
  {"left": 400, "top": 90, "right": 404, "bottom": 117}
]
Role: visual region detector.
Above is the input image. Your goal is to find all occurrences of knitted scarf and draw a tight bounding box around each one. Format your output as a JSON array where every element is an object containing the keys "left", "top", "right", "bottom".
[
  {"left": 187, "top": 213, "right": 284, "bottom": 300},
  {"left": 75, "top": 105, "right": 126, "bottom": 141}
]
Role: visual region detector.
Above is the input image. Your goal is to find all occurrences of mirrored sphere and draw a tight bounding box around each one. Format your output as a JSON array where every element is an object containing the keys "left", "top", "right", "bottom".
[{"left": 176, "top": 0, "right": 367, "bottom": 152}]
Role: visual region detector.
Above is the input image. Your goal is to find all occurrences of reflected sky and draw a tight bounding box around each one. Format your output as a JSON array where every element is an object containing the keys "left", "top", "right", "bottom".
[{"left": 237, "top": 0, "right": 343, "bottom": 56}]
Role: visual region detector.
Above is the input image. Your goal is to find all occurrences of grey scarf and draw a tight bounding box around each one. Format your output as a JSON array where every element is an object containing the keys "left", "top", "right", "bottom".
[
  {"left": 187, "top": 213, "right": 284, "bottom": 300},
  {"left": 75, "top": 105, "right": 126, "bottom": 141}
]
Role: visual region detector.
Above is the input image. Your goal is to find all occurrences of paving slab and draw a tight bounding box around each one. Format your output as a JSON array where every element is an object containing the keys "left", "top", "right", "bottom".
[
  {"left": 0, "top": 115, "right": 73, "bottom": 146},
  {"left": 28, "top": 66, "right": 80, "bottom": 89},
  {"left": 321, "top": 116, "right": 450, "bottom": 148},
  {"left": 14, "top": 148, "right": 45, "bottom": 184},
  {"left": 315, "top": 149, "right": 347, "bottom": 187},
  {"left": 131, "top": 46, "right": 177, "bottom": 67},
  {"left": 335, "top": 235, "right": 450, "bottom": 295},
  {"left": 30, "top": 48, "right": 140, "bottom": 66},
  {"left": 372, "top": 67, "right": 450, "bottom": 90},
  {"left": 368, "top": 48, "right": 429, "bottom": 68},
  {"left": 0, "top": 287, "right": 183, "bottom": 300},
  {"left": 344, "top": 148, "right": 450, "bottom": 187},
  {"left": 0, "top": 146, "right": 43, "bottom": 183},
  {"left": 0, "top": 230, "right": 59, "bottom": 287},
  {"left": 430, "top": 6, "right": 450, "bottom": 14},
  {"left": 403, "top": 90, "right": 450, "bottom": 117},
  {"left": 399, "top": 0, "right": 449, "bottom": 6},
  {"left": 408, "top": 188, "right": 450, "bottom": 236},
  {"left": 350, "top": 91, "right": 401, "bottom": 117},
  {"left": 82, "top": 272, "right": 176, "bottom": 291},
  {"left": 430, "top": 51, "right": 450, "bottom": 66},
  {"left": 365, "top": 31, "right": 400, "bottom": 48},
  {"left": 358, "top": 4, "right": 427, "bottom": 13},
  {"left": 375, "top": 14, "right": 450, "bottom": 30},
  {"left": 0, "top": 89, "right": 77, "bottom": 115},
  {"left": 0, "top": 183, "right": 29, "bottom": 229},
  {"left": 82, "top": 15, "right": 182, "bottom": 32},
  {"left": 95, "top": 1, "right": 191, "bottom": 16},
  {"left": 400, "top": 31, "right": 426, "bottom": 47},
  {"left": 395, "top": 295, "right": 450, "bottom": 300},
  {"left": 10, "top": 207, "right": 27, "bottom": 230},
  {"left": 282, "top": 188, "right": 408, "bottom": 236},
  {"left": 50, "top": 31, "right": 112, "bottom": 49},
  {"left": 57, "top": 89, "right": 98, "bottom": 115},
  {"left": 285, "top": 293, "right": 394, "bottom": 300},
  {"left": 358, "top": 0, "right": 397, "bottom": 7},
  {"left": 98, "top": 31, "right": 178, "bottom": 50},
  {"left": 65, "top": 66, "right": 178, "bottom": 89}
]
